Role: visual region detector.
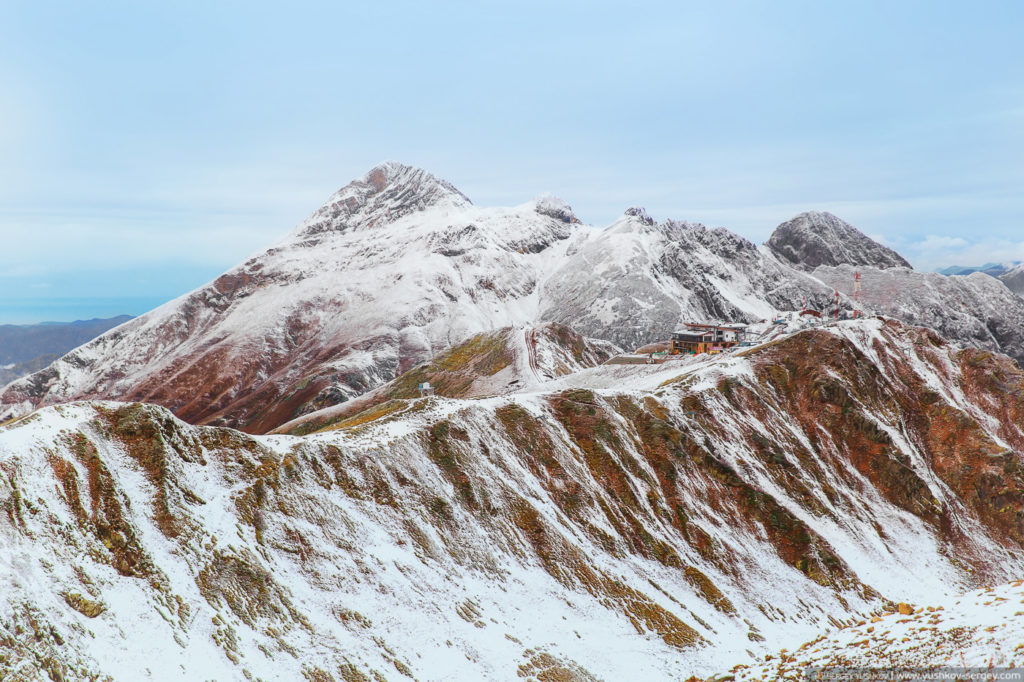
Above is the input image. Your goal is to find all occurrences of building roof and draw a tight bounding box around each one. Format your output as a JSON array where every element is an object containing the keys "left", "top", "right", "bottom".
[
  {"left": 679, "top": 322, "right": 745, "bottom": 332},
  {"left": 671, "top": 331, "right": 715, "bottom": 341}
]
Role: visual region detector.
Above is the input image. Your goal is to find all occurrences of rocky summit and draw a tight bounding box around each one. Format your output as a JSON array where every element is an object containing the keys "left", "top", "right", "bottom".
[{"left": 767, "top": 210, "right": 912, "bottom": 271}]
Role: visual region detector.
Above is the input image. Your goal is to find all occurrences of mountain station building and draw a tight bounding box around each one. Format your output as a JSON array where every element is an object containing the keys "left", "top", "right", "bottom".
[{"left": 669, "top": 323, "right": 746, "bottom": 355}]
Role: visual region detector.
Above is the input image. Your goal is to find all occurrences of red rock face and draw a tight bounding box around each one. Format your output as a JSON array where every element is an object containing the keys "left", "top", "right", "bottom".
[
  {"left": 737, "top": 321, "right": 1024, "bottom": 571},
  {"left": 212, "top": 272, "right": 256, "bottom": 296},
  {"left": 121, "top": 339, "right": 343, "bottom": 434},
  {"left": 367, "top": 166, "right": 388, "bottom": 191}
]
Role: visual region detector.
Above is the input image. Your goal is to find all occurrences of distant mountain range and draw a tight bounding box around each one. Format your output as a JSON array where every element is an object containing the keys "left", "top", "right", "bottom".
[
  {"left": 936, "top": 261, "right": 1024, "bottom": 296},
  {"left": 936, "top": 261, "right": 1019, "bottom": 277},
  {"left": 0, "top": 316, "right": 132, "bottom": 385}
]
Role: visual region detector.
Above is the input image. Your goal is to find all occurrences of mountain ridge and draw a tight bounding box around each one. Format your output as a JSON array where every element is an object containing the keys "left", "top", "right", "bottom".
[
  {"left": 2, "top": 316, "right": 1022, "bottom": 679},
  {"left": 5, "top": 164, "right": 1024, "bottom": 434}
]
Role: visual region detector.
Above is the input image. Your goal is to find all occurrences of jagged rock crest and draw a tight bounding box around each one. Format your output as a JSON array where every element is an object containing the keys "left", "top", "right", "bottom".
[{"left": 295, "top": 161, "right": 472, "bottom": 236}]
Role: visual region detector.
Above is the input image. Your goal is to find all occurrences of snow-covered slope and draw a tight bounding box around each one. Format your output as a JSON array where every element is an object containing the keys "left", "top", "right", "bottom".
[
  {"left": 767, "top": 211, "right": 912, "bottom": 270},
  {"left": 999, "top": 262, "right": 1024, "bottom": 296},
  {"left": 723, "top": 580, "right": 1024, "bottom": 678},
  {"left": 6, "top": 163, "right": 1024, "bottom": 434},
  {"left": 2, "top": 318, "right": 1023, "bottom": 680}
]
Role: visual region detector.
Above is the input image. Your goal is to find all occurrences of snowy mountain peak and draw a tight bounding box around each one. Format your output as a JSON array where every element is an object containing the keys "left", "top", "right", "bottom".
[
  {"left": 767, "top": 210, "right": 912, "bottom": 271},
  {"left": 623, "top": 206, "right": 655, "bottom": 225},
  {"left": 294, "top": 162, "right": 472, "bottom": 237},
  {"left": 533, "top": 194, "right": 580, "bottom": 223}
]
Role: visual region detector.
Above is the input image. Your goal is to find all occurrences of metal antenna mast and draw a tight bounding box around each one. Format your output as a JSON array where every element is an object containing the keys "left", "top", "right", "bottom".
[{"left": 853, "top": 272, "right": 863, "bottom": 318}]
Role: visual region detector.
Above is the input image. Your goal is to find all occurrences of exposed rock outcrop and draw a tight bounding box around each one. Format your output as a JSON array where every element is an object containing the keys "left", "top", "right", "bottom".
[{"left": 767, "top": 210, "right": 912, "bottom": 270}]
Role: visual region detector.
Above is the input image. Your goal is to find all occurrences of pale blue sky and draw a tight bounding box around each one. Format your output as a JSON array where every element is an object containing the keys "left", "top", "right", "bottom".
[{"left": 1, "top": 1, "right": 1022, "bottom": 322}]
